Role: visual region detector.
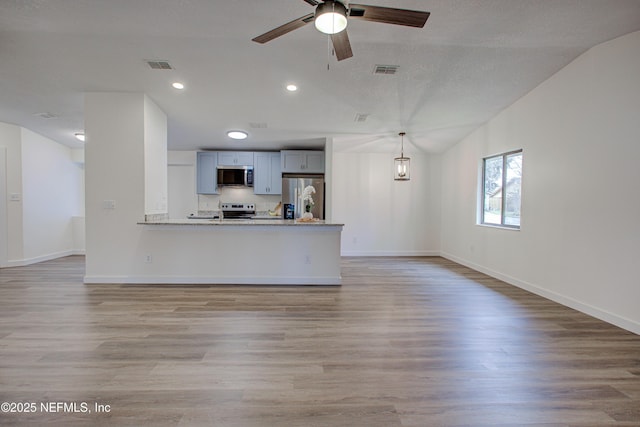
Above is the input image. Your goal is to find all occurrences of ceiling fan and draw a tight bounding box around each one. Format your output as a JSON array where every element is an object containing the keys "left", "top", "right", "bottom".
[{"left": 252, "top": 0, "right": 430, "bottom": 61}]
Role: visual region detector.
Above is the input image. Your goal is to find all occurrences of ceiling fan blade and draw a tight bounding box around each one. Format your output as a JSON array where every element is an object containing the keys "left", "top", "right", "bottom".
[
  {"left": 302, "top": 0, "right": 320, "bottom": 5},
  {"left": 348, "top": 4, "right": 430, "bottom": 28},
  {"left": 331, "top": 30, "right": 353, "bottom": 61},
  {"left": 252, "top": 13, "right": 315, "bottom": 44}
]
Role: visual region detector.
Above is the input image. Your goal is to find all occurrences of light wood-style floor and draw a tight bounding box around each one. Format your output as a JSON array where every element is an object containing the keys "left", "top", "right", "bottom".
[{"left": 1, "top": 256, "right": 639, "bottom": 426}]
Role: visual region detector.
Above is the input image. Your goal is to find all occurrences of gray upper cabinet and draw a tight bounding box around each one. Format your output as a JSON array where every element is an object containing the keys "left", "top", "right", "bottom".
[
  {"left": 217, "top": 151, "right": 254, "bottom": 166},
  {"left": 253, "top": 152, "right": 282, "bottom": 195},
  {"left": 280, "top": 150, "right": 325, "bottom": 173},
  {"left": 196, "top": 151, "right": 218, "bottom": 194}
]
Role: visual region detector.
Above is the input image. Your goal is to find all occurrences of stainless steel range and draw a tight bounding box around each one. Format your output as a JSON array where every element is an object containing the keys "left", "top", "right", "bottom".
[{"left": 220, "top": 203, "right": 255, "bottom": 219}]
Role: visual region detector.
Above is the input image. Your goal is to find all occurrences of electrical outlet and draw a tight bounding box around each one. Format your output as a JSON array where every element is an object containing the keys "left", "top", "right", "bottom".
[{"left": 144, "top": 254, "right": 153, "bottom": 263}]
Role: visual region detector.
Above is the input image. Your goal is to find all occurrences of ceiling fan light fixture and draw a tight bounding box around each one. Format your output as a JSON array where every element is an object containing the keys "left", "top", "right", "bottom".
[{"left": 314, "top": 1, "right": 348, "bottom": 35}]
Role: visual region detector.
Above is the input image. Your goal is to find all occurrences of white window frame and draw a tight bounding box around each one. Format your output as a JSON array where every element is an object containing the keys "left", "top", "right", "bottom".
[{"left": 480, "top": 149, "right": 522, "bottom": 229}]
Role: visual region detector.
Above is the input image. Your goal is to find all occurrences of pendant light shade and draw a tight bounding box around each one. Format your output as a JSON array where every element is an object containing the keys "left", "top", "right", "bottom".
[
  {"left": 315, "top": 1, "right": 348, "bottom": 35},
  {"left": 394, "top": 132, "right": 410, "bottom": 181}
]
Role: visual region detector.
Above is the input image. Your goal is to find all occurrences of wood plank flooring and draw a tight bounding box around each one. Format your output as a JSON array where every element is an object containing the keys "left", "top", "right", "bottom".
[{"left": 1, "top": 255, "right": 639, "bottom": 426}]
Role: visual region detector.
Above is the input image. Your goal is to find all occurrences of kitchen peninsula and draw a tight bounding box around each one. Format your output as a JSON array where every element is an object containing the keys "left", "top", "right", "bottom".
[
  {"left": 133, "top": 219, "right": 344, "bottom": 285},
  {"left": 82, "top": 93, "right": 340, "bottom": 286}
]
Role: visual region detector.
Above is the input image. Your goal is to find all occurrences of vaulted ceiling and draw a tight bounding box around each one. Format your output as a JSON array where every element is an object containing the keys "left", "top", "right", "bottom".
[{"left": 1, "top": 0, "right": 639, "bottom": 153}]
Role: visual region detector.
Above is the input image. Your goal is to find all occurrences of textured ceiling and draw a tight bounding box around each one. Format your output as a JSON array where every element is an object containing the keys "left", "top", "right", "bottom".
[{"left": 1, "top": 0, "right": 639, "bottom": 153}]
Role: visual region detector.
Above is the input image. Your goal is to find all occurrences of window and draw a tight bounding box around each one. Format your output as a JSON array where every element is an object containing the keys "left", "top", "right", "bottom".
[{"left": 481, "top": 150, "right": 522, "bottom": 228}]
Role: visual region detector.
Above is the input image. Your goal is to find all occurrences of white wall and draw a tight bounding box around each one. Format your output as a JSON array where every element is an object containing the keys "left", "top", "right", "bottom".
[
  {"left": 0, "top": 122, "right": 83, "bottom": 266},
  {"left": 439, "top": 31, "right": 640, "bottom": 334},
  {"left": 21, "top": 128, "right": 84, "bottom": 262},
  {"left": 332, "top": 152, "right": 441, "bottom": 256}
]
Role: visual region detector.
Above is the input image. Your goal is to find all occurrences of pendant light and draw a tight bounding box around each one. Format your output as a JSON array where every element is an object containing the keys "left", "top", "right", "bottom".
[{"left": 394, "top": 132, "right": 410, "bottom": 181}]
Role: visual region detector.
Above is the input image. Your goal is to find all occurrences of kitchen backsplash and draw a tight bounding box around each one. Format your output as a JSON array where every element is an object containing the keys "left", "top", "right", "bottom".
[{"left": 198, "top": 187, "right": 281, "bottom": 214}]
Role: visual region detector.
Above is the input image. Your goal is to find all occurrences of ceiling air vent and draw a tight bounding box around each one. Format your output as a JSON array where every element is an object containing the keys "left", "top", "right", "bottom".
[
  {"left": 354, "top": 113, "right": 369, "bottom": 123},
  {"left": 145, "top": 60, "right": 173, "bottom": 70},
  {"left": 249, "top": 122, "right": 268, "bottom": 129},
  {"left": 373, "top": 64, "right": 399, "bottom": 75}
]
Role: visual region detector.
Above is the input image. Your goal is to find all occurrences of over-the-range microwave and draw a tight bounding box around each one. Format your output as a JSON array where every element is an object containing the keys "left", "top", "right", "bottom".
[{"left": 217, "top": 166, "right": 253, "bottom": 187}]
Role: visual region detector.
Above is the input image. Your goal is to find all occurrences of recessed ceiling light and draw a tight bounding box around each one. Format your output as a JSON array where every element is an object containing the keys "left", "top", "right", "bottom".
[
  {"left": 227, "top": 130, "right": 248, "bottom": 140},
  {"left": 172, "top": 82, "right": 185, "bottom": 90},
  {"left": 74, "top": 132, "right": 85, "bottom": 142},
  {"left": 286, "top": 84, "right": 298, "bottom": 92}
]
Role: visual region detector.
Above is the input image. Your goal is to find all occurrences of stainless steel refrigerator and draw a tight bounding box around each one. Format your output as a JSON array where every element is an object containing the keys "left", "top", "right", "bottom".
[{"left": 281, "top": 174, "right": 325, "bottom": 220}]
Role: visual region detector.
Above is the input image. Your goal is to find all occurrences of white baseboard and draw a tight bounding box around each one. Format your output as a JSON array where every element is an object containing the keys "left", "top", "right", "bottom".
[
  {"left": 6, "top": 250, "right": 76, "bottom": 267},
  {"left": 83, "top": 275, "right": 342, "bottom": 286},
  {"left": 440, "top": 251, "right": 640, "bottom": 336},
  {"left": 340, "top": 250, "right": 440, "bottom": 257}
]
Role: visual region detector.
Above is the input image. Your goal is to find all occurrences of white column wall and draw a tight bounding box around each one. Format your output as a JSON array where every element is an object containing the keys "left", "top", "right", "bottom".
[
  {"left": 85, "top": 92, "right": 147, "bottom": 278},
  {"left": 324, "top": 137, "right": 334, "bottom": 223},
  {"left": 439, "top": 31, "right": 640, "bottom": 334},
  {"left": 144, "top": 96, "right": 168, "bottom": 215}
]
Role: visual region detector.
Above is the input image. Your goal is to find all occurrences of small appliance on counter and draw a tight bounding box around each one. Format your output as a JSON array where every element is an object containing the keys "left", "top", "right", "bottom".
[{"left": 284, "top": 204, "right": 295, "bottom": 219}]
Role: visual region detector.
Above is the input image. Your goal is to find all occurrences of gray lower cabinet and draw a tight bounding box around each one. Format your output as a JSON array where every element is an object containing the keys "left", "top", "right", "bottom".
[
  {"left": 196, "top": 151, "right": 218, "bottom": 194},
  {"left": 254, "top": 152, "right": 282, "bottom": 195},
  {"left": 281, "top": 150, "right": 325, "bottom": 173}
]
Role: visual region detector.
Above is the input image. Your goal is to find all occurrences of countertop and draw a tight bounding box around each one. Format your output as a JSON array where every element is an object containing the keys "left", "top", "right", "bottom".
[{"left": 138, "top": 219, "right": 343, "bottom": 227}]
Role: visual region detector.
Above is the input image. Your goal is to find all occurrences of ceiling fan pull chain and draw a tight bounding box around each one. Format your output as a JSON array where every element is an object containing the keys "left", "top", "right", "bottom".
[{"left": 331, "top": 1, "right": 335, "bottom": 34}]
